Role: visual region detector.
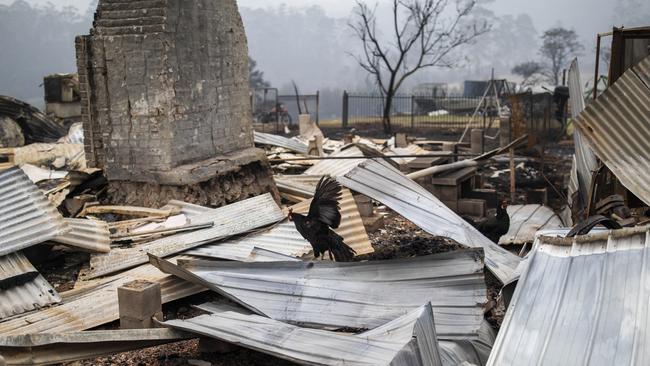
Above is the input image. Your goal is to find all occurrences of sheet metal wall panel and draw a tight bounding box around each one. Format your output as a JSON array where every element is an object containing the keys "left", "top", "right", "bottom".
[
  {"left": 53, "top": 218, "right": 111, "bottom": 253},
  {"left": 488, "top": 226, "right": 650, "bottom": 366},
  {"left": 254, "top": 131, "right": 309, "bottom": 155},
  {"left": 304, "top": 146, "right": 367, "bottom": 177},
  {"left": 0, "top": 262, "right": 204, "bottom": 335},
  {"left": 498, "top": 205, "right": 564, "bottom": 245},
  {"left": 151, "top": 249, "right": 487, "bottom": 340},
  {"left": 0, "top": 167, "right": 69, "bottom": 256},
  {"left": 568, "top": 59, "right": 598, "bottom": 213},
  {"left": 164, "top": 303, "right": 443, "bottom": 366},
  {"left": 575, "top": 55, "right": 650, "bottom": 206},
  {"left": 0, "top": 253, "right": 61, "bottom": 320},
  {"left": 338, "top": 159, "right": 520, "bottom": 284},
  {"left": 85, "top": 194, "right": 285, "bottom": 279}
]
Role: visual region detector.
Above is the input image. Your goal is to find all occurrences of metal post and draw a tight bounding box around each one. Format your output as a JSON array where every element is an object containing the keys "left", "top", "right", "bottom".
[
  {"left": 411, "top": 95, "right": 415, "bottom": 130},
  {"left": 594, "top": 34, "right": 601, "bottom": 99},
  {"left": 342, "top": 91, "right": 349, "bottom": 128},
  {"left": 316, "top": 90, "right": 320, "bottom": 125},
  {"left": 509, "top": 148, "right": 516, "bottom": 203}
]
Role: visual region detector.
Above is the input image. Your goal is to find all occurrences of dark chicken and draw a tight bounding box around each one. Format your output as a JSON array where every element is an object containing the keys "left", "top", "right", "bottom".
[
  {"left": 289, "top": 177, "right": 356, "bottom": 262},
  {"left": 474, "top": 200, "right": 510, "bottom": 243}
]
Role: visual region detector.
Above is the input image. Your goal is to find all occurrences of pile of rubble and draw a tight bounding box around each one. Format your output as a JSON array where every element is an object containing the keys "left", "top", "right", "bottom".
[{"left": 2, "top": 54, "right": 650, "bottom": 366}]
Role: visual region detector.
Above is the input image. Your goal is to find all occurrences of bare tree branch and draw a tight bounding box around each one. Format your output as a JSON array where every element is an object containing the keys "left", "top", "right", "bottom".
[{"left": 349, "top": 0, "right": 489, "bottom": 133}]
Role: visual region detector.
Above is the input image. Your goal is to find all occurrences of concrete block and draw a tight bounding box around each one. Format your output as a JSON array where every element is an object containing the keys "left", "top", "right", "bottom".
[
  {"left": 118, "top": 280, "right": 162, "bottom": 328},
  {"left": 471, "top": 129, "right": 484, "bottom": 155},
  {"left": 442, "top": 200, "right": 458, "bottom": 212},
  {"left": 394, "top": 133, "right": 408, "bottom": 148},
  {"left": 119, "top": 311, "right": 163, "bottom": 330}
]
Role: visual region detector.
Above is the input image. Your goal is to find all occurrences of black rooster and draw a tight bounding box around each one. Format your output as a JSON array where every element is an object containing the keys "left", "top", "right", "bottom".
[
  {"left": 289, "top": 177, "right": 356, "bottom": 262},
  {"left": 471, "top": 200, "right": 510, "bottom": 243}
]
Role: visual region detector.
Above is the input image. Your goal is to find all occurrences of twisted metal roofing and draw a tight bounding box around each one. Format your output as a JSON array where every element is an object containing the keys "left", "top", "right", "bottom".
[
  {"left": 338, "top": 159, "right": 521, "bottom": 284},
  {"left": 164, "top": 302, "right": 443, "bottom": 366},
  {"left": 254, "top": 131, "right": 309, "bottom": 154},
  {"left": 489, "top": 226, "right": 650, "bottom": 366},
  {"left": 0, "top": 253, "right": 61, "bottom": 320},
  {"left": 575, "top": 54, "right": 650, "bottom": 206},
  {"left": 0, "top": 167, "right": 69, "bottom": 257},
  {"left": 498, "top": 205, "right": 564, "bottom": 245},
  {"left": 85, "top": 193, "right": 285, "bottom": 279},
  {"left": 150, "top": 248, "right": 487, "bottom": 340},
  {"left": 53, "top": 218, "right": 111, "bottom": 253}
]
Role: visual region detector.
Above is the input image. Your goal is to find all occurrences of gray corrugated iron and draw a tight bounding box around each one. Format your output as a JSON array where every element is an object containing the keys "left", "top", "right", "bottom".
[
  {"left": 0, "top": 261, "right": 205, "bottom": 335},
  {"left": 273, "top": 175, "right": 322, "bottom": 198},
  {"left": 254, "top": 131, "right": 309, "bottom": 154},
  {"left": 186, "top": 188, "right": 374, "bottom": 261},
  {"left": 575, "top": 54, "right": 650, "bottom": 206},
  {"left": 304, "top": 145, "right": 367, "bottom": 177},
  {"left": 0, "top": 328, "right": 192, "bottom": 366},
  {"left": 338, "top": 159, "right": 521, "bottom": 284},
  {"left": 488, "top": 225, "right": 650, "bottom": 366},
  {"left": 85, "top": 194, "right": 285, "bottom": 279},
  {"left": 0, "top": 167, "right": 70, "bottom": 257},
  {"left": 498, "top": 205, "right": 563, "bottom": 245},
  {"left": 0, "top": 253, "right": 61, "bottom": 320},
  {"left": 164, "top": 302, "right": 443, "bottom": 366},
  {"left": 568, "top": 59, "right": 598, "bottom": 214},
  {"left": 150, "top": 248, "right": 487, "bottom": 340},
  {"left": 52, "top": 218, "right": 111, "bottom": 253}
]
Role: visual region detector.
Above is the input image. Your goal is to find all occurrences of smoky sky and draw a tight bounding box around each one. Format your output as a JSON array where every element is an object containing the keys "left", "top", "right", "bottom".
[{"left": 0, "top": 0, "right": 648, "bottom": 104}]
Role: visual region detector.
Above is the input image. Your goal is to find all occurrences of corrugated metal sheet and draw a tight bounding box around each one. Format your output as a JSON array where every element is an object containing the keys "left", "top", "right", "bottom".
[
  {"left": 0, "top": 253, "right": 61, "bottom": 320},
  {"left": 254, "top": 131, "right": 309, "bottom": 154},
  {"left": 164, "top": 302, "right": 443, "bottom": 366},
  {"left": 488, "top": 225, "right": 650, "bottom": 366},
  {"left": 0, "top": 167, "right": 70, "bottom": 257},
  {"left": 568, "top": 59, "right": 598, "bottom": 214},
  {"left": 0, "top": 261, "right": 205, "bottom": 335},
  {"left": 575, "top": 54, "right": 650, "bottom": 206},
  {"left": 384, "top": 145, "right": 430, "bottom": 165},
  {"left": 85, "top": 194, "right": 285, "bottom": 279},
  {"left": 53, "top": 218, "right": 111, "bottom": 253},
  {"left": 338, "top": 159, "right": 521, "bottom": 284},
  {"left": 304, "top": 146, "right": 367, "bottom": 177},
  {"left": 498, "top": 205, "right": 564, "bottom": 245},
  {"left": 0, "top": 328, "right": 192, "bottom": 366},
  {"left": 273, "top": 175, "right": 321, "bottom": 198},
  {"left": 186, "top": 188, "right": 373, "bottom": 261},
  {"left": 150, "top": 248, "right": 487, "bottom": 340}
]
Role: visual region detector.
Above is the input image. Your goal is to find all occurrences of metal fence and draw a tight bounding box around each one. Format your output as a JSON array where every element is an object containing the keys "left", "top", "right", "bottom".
[{"left": 342, "top": 92, "right": 500, "bottom": 130}]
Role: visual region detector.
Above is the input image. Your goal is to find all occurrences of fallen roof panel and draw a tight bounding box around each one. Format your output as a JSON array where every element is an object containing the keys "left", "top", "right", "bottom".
[
  {"left": 52, "top": 218, "right": 111, "bottom": 253},
  {"left": 0, "top": 261, "right": 204, "bottom": 335},
  {"left": 0, "top": 167, "right": 70, "bottom": 256},
  {"left": 338, "top": 159, "right": 521, "bottom": 284},
  {"left": 85, "top": 194, "right": 285, "bottom": 279},
  {"left": 186, "top": 188, "right": 373, "bottom": 260},
  {"left": 0, "top": 253, "right": 61, "bottom": 320},
  {"left": 254, "top": 131, "right": 309, "bottom": 154},
  {"left": 489, "top": 226, "right": 650, "bottom": 366},
  {"left": 498, "top": 205, "right": 564, "bottom": 245},
  {"left": 0, "top": 328, "right": 193, "bottom": 366},
  {"left": 164, "top": 302, "right": 443, "bottom": 366},
  {"left": 304, "top": 145, "right": 367, "bottom": 177},
  {"left": 150, "top": 248, "right": 487, "bottom": 340},
  {"left": 568, "top": 59, "right": 598, "bottom": 214},
  {"left": 575, "top": 54, "right": 650, "bottom": 206}
]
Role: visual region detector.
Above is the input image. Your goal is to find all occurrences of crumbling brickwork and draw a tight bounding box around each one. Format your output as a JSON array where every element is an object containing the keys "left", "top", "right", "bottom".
[{"left": 76, "top": 0, "right": 254, "bottom": 182}]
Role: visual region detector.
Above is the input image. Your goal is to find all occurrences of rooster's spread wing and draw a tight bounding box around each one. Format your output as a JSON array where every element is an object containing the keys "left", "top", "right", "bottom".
[{"left": 308, "top": 176, "right": 342, "bottom": 229}]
